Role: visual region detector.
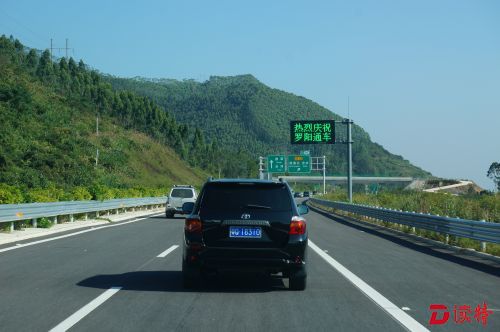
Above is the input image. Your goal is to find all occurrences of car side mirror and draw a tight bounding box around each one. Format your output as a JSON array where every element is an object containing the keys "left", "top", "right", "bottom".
[
  {"left": 297, "top": 204, "right": 309, "bottom": 215},
  {"left": 182, "top": 202, "right": 195, "bottom": 214}
]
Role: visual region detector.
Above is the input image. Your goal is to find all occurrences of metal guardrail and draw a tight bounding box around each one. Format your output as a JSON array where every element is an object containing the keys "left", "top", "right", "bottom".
[
  {"left": 309, "top": 198, "right": 500, "bottom": 245},
  {"left": 0, "top": 197, "right": 167, "bottom": 231}
]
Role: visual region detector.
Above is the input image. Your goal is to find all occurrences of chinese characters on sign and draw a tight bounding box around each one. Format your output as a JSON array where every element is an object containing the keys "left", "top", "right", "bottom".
[
  {"left": 267, "top": 155, "right": 286, "bottom": 173},
  {"left": 290, "top": 120, "right": 335, "bottom": 144},
  {"left": 429, "top": 302, "right": 493, "bottom": 326},
  {"left": 265, "top": 155, "right": 311, "bottom": 173},
  {"left": 287, "top": 155, "right": 311, "bottom": 173}
]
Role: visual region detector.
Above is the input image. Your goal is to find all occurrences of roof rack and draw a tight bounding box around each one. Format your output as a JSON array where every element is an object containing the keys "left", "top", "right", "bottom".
[{"left": 173, "top": 185, "right": 194, "bottom": 188}]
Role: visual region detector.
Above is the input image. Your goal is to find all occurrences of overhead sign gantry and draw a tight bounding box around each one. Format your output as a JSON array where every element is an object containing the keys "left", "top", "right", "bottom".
[{"left": 259, "top": 118, "right": 353, "bottom": 201}]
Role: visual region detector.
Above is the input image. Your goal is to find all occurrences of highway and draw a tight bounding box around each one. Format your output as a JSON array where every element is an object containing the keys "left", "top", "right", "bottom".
[{"left": 0, "top": 208, "right": 498, "bottom": 331}]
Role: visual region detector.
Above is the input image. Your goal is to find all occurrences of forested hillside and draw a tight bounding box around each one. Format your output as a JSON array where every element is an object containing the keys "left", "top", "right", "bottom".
[
  {"left": 0, "top": 35, "right": 431, "bottom": 204},
  {"left": 0, "top": 36, "right": 254, "bottom": 203},
  {"left": 107, "top": 75, "right": 431, "bottom": 177}
]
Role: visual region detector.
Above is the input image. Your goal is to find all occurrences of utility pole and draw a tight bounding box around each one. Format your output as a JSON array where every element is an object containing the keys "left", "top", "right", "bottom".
[
  {"left": 95, "top": 114, "right": 99, "bottom": 167},
  {"left": 49, "top": 38, "right": 73, "bottom": 58},
  {"left": 348, "top": 96, "right": 350, "bottom": 119}
]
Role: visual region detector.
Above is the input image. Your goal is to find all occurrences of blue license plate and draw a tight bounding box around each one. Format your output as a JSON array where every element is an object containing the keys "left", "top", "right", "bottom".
[{"left": 229, "top": 226, "right": 262, "bottom": 238}]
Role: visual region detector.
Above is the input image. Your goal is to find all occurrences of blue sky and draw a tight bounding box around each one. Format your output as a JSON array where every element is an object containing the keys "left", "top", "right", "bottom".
[{"left": 1, "top": 0, "right": 499, "bottom": 189}]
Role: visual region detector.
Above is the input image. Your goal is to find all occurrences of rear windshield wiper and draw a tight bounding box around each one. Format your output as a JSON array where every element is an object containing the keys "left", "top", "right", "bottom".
[{"left": 242, "top": 204, "right": 272, "bottom": 210}]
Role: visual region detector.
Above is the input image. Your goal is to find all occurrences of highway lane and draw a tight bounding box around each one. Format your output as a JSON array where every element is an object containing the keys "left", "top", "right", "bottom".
[
  {"left": 307, "top": 207, "right": 500, "bottom": 331},
  {"left": 0, "top": 210, "right": 498, "bottom": 331},
  {"left": 0, "top": 214, "right": 178, "bottom": 331},
  {"left": 69, "top": 243, "right": 405, "bottom": 331}
]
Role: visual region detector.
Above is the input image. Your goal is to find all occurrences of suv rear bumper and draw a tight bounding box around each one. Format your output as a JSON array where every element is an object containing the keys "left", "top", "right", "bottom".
[
  {"left": 166, "top": 207, "right": 188, "bottom": 214},
  {"left": 183, "top": 241, "right": 307, "bottom": 272}
]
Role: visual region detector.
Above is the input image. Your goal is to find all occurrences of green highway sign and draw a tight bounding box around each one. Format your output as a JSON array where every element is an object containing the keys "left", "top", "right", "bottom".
[
  {"left": 288, "top": 155, "right": 311, "bottom": 173},
  {"left": 267, "top": 155, "right": 285, "bottom": 173},
  {"left": 290, "top": 120, "right": 335, "bottom": 144}
]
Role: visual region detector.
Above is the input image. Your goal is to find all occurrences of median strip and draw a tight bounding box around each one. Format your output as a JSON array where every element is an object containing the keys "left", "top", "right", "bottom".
[
  {"left": 157, "top": 245, "right": 179, "bottom": 258},
  {"left": 49, "top": 287, "right": 122, "bottom": 332},
  {"left": 309, "top": 240, "right": 429, "bottom": 332}
]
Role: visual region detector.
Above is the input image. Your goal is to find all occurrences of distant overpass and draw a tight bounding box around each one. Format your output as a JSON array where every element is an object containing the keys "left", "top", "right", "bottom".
[{"left": 276, "top": 176, "right": 414, "bottom": 185}]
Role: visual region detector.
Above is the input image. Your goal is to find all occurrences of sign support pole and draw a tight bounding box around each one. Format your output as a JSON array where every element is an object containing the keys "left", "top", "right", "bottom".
[
  {"left": 344, "top": 119, "right": 353, "bottom": 203},
  {"left": 323, "top": 155, "right": 326, "bottom": 195},
  {"left": 259, "top": 156, "right": 264, "bottom": 180}
]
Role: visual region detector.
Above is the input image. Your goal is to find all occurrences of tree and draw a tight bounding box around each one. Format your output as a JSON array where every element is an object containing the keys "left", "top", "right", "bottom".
[
  {"left": 36, "top": 50, "right": 53, "bottom": 80},
  {"left": 58, "top": 58, "right": 71, "bottom": 91},
  {"left": 487, "top": 162, "right": 500, "bottom": 191},
  {"left": 191, "top": 128, "right": 205, "bottom": 167},
  {"left": 68, "top": 57, "right": 77, "bottom": 75},
  {"left": 26, "top": 49, "right": 38, "bottom": 70},
  {"left": 78, "top": 59, "right": 86, "bottom": 72}
]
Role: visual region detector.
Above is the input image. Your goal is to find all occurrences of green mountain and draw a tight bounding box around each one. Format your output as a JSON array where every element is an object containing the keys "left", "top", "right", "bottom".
[
  {"left": 0, "top": 35, "right": 430, "bottom": 204},
  {"left": 107, "top": 75, "right": 431, "bottom": 177},
  {"left": 0, "top": 36, "right": 222, "bottom": 202}
]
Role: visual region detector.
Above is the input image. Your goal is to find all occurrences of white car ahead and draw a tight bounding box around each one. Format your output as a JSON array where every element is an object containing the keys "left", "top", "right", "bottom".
[{"left": 165, "top": 185, "right": 197, "bottom": 218}]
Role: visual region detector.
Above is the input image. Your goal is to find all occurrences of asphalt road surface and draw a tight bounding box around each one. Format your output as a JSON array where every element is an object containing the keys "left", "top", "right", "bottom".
[{"left": 0, "top": 209, "right": 498, "bottom": 332}]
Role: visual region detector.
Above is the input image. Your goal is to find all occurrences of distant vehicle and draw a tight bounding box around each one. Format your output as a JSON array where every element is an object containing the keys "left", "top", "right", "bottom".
[
  {"left": 293, "top": 192, "right": 302, "bottom": 198},
  {"left": 181, "top": 178, "right": 309, "bottom": 290},
  {"left": 165, "top": 185, "right": 197, "bottom": 218},
  {"left": 312, "top": 191, "right": 317, "bottom": 195},
  {"left": 303, "top": 191, "right": 310, "bottom": 197}
]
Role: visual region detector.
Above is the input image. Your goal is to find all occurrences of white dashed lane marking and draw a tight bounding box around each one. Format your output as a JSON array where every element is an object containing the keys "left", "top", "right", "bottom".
[
  {"left": 157, "top": 245, "right": 179, "bottom": 258},
  {"left": 49, "top": 287, "right": 122, "bottom": 332}
]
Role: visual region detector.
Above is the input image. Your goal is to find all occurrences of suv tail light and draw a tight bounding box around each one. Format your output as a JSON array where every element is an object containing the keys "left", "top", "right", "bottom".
[
  {"left": 185, "top": 217, "right": 202, "bottom": 233},
  {"left": 289, "top": 216, "right": 306, "bottom": 235}
]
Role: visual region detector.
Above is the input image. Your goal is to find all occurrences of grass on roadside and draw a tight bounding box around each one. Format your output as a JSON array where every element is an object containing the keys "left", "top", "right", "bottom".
[{"left": 309, "top": 194, "right": 500, "bottom": 257}]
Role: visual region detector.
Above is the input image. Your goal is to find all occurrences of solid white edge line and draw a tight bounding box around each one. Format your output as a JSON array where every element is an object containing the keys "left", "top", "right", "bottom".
[
  {"left": 0, "top": 213, "right": 163, "bottom": 254},
  {"left": 157, "top": 245, "right": 179, "bottom": 258},
  {"left": 308, "top": 240, "right": 430, "bottom": 332},
  {"left": 49, "top": 287, "right": 122, "bottom": 332}
]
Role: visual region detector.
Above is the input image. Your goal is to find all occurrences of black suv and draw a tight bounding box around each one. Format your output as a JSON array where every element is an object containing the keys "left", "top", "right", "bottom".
[{"left": 181, "top": 178, "right": 309, "bottom": 290}]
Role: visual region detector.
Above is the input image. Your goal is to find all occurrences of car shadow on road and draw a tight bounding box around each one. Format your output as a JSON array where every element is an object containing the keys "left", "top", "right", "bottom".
[
  {"left": 77, "top": 271, "right": 288, "bottom": 293},
  {"left": 310, "top": 205, "right": 500, "bottom": 278}
]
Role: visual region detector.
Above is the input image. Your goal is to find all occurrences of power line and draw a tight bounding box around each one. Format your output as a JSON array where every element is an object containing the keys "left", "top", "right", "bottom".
[
  {"left": 0, "top": 11, "right": 47, "bottom": 48},
  {"left": 0, "top": 23, "right": 38, "bottom": 48}
]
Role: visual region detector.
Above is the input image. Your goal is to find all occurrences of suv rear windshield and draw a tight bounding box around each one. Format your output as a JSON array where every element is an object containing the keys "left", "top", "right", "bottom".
[
  {"left": 171, "top": 188, "right": 194, "bottom": 198},
  {"left": 200, "top": 183, "right": 292, "bottom": 211}
]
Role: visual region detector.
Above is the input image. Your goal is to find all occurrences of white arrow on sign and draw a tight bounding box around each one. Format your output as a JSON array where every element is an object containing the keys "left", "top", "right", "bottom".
[{"left": 270, "top": 160, "right": 274, "bottom": 169}]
